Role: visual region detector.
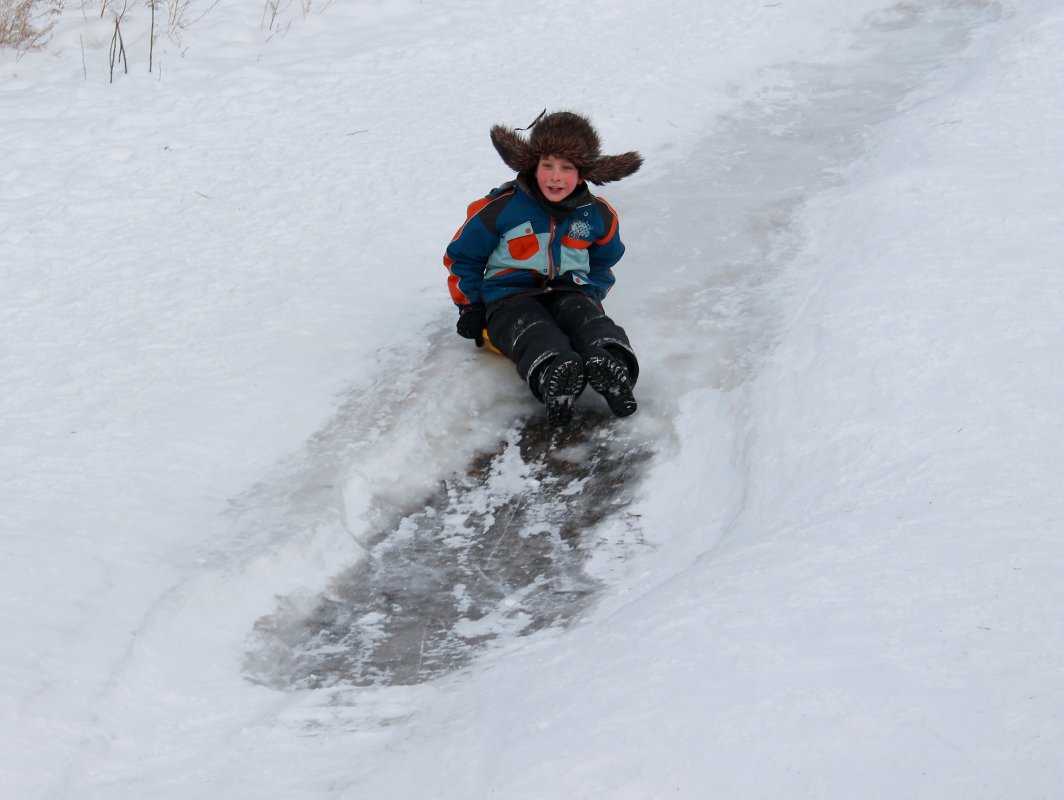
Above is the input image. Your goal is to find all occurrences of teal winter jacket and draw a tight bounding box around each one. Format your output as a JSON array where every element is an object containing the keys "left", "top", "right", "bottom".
[{"left": 445, "top": 178, "right": 626, "bottom": 307}]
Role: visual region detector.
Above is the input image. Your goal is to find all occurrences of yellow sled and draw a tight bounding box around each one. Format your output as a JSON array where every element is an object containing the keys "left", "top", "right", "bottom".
[{"left": 481, "top": 328, "right": 503, "bottom": 356}]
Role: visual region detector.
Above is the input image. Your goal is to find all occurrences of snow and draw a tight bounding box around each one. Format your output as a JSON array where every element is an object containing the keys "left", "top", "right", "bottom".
[{"left": 3, "top": 0, "right": 1063, "bottom": 797}]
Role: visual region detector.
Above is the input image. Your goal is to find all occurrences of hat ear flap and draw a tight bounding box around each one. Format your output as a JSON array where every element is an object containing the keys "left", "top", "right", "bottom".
[
  {"left": 581, "top": 151, "right": 644, "bottom": 185},
  {"left": 490, "top": 125, "right": 537, "bottom": 174}
]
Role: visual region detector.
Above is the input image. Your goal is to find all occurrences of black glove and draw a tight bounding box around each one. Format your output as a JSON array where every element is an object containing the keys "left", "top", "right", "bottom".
[{"left": 456, "top": 302, "right": 486, "bottom": 347}]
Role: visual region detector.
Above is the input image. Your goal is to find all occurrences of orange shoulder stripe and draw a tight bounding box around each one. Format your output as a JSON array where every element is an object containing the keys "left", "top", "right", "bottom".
[
  {"left": 447, "top": 190, "right": 514, "bottom": 245},
  {"left": 593, "top": 196, "right": 619, "bottom": 245}
]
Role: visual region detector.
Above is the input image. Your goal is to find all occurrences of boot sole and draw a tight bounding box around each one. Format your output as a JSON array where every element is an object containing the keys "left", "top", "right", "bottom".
[
  {"left": 586, "top": 355, "right": 638, "bottom": 417},
  {"left": 544, "top": 357, "right": 586, "bottom": 426}
]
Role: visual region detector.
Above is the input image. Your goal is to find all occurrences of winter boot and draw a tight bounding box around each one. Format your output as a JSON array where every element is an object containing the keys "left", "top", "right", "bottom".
[
  {"left": 536, "top": 353, "right": 586, "bottom": 426},
  {"left": 585, "top": 347, "right": 637, "bottom": 417}
]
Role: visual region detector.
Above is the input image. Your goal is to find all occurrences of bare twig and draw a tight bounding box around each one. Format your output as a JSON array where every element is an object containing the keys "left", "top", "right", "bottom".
[
  {"left": 148, "top": 0, "right": 155, "bottom": 72},
  {"left": 108, "top": 13, "right": 127, "bottom": 83}
]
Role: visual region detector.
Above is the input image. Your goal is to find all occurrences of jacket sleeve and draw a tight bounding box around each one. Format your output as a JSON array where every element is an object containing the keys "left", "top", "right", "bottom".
[
  {"left": 444, "top": 195, "right": 504, "bottom": 307},
  {"left": 586, "top": 197, "right": 625, "bottom": 301}
]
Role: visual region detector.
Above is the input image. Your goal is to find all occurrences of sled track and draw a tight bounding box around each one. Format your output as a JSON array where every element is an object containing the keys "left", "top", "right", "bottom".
[
  {"left": 245, "top": 412, "right": 651, "bottom": 689},
  {"left": 242, "top": 0, "right": 1002, "bottom": 694}
]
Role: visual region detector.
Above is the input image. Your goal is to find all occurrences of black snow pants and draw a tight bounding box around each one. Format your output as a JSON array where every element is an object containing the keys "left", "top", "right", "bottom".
[{"left": 485, "top": 289, "right": 639, "bottom": 395}]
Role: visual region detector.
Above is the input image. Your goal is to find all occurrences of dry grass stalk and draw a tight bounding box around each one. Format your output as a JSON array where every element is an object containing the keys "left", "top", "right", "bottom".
[{"left": 0, "top": 0, "right": 61, "bottom": 55}]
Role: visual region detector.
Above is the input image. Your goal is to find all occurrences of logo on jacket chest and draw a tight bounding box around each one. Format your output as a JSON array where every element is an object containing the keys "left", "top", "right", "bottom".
[{"left": 567, "top": 219, "right": 592, "bottom": 240}]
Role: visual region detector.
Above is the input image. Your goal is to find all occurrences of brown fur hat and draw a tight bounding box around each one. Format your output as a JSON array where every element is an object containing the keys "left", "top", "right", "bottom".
[{"left": 490, "top": 110, "right": 643, "bottom": 185}]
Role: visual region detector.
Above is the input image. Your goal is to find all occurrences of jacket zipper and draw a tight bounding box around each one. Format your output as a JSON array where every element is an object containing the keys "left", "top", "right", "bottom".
[{"left": 547, "top": 218, "right": 556, "bottom": 280}]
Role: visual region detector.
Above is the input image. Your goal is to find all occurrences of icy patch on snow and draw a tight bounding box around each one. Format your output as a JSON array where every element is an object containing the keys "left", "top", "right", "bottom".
[{"left": 245, "top": 413, "right": 653, "bottom": 688}]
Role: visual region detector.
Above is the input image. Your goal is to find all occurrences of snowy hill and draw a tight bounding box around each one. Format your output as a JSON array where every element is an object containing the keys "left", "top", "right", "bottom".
[{"left": 2, "top": 0, "right": 1063, "bottom": 797}]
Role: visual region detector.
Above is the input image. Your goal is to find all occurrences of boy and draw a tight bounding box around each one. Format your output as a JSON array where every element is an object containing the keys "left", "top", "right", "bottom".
[{"left": 444, "top": 110, "right": 642, "bottom": 426}]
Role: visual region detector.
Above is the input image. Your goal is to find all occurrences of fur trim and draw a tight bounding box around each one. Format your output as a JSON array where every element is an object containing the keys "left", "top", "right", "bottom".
[{"left": 490, "top": 111, "right": 643, "bottom": 185}]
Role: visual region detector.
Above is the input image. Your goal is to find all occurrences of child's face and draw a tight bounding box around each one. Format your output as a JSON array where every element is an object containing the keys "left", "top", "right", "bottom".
[{"left": 535, "top": 155, "right": 582, "bottom": 202}]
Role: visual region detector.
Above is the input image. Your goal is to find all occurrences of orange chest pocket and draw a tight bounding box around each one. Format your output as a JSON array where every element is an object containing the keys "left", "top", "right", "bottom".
[{"left": 507, "top": 231, "right": 541, "bottom": 261}]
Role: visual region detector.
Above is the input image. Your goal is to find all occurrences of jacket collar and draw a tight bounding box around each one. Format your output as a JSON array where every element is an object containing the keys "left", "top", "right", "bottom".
[{"left": 515, "top": 174, "right": 592, "bottom": 221}]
